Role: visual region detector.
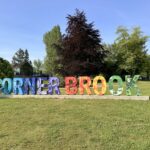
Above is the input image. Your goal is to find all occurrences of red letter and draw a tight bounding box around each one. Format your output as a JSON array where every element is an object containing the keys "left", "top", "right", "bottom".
[{"left": 65, "top": 77, "right": 77, "bottom": 95}]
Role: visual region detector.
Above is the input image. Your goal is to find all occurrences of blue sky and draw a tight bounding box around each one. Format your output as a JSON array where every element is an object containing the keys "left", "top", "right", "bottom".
[{"left": 0, "top": 0, "right": 150, "bottom": 62}]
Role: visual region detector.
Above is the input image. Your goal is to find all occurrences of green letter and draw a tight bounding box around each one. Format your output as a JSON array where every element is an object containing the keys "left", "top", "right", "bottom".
[
  {"left": 125, "top": 75, "right": 141, "bottom": 96},
  {"left": 108, "top": 75, "right": 123, "bottom": 96}
]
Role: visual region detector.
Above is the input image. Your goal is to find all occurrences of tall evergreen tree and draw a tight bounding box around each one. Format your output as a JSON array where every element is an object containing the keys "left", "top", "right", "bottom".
[
  {"left": 56, "top": 9, "right": 107, "bottom": 76},
  {"left": 12, "top": 49, "right": 33, "bottom": 76},
  {"left": 12, "top": 49, "right": 25, "bottom": 67},
  {"left": 24, "top": 49, "right": 29, "bottom": 62},
  {"left": 12, "top": 49, "right": 30, "bottom": 67}
]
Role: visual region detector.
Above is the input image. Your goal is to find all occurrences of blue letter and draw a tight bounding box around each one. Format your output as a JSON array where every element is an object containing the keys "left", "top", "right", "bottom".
[
  {"left": 24, "top": 78, "right": 36, "bottom": 95},
  {"left": 2, "top": 78, "right": 12, "bottom": 95},
  {"left": 13, "top": 78, "right": 24, "bottom": 95}
]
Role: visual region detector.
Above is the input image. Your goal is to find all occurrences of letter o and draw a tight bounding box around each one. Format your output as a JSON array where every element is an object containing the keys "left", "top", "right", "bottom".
[
  {"left": 2, "top": 78, "right": 12, "bottom": 94},
  {"left": 93, "top": 76, "right": 106, "bottom": 95},
  {"left": 108, "top": 75, "right": 123, "bottom": 96}
]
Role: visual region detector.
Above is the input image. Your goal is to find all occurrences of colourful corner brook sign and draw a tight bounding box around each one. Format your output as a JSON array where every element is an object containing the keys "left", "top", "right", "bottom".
[{"left": 0, "top": 75, "right": 141, "bottom": 96}]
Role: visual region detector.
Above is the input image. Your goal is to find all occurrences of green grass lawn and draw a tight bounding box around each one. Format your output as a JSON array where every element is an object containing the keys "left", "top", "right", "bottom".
[
  {"left": 0, "top": 81, "right": 149, "bottom": 150},
  {"left": 136, "top": 81, "right": 150, "bottom": 95},
  {"left": 0, "top": 99, "right": 150, "bottom": 150}
]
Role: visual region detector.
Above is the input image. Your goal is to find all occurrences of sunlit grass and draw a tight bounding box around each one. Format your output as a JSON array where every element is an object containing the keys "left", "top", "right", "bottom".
[
  {"left": 0, "top": 99, "right": 150, "bottom": 149},
  {"left": 0, "top": 81, "right": 149, "bottom": 149}
]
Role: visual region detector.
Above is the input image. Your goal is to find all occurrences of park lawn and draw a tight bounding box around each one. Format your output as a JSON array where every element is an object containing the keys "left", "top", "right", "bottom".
[
  {"left": 138, "top": 81, "right": 150, "bottom": 95},
  {"left": 1, "top": 99, "right": 150, "bottom": 149}
]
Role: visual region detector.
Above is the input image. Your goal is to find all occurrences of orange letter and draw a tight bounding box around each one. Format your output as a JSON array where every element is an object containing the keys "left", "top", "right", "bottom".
[
  {"left": 93, "top": 76, "right": 106, "bottom": 95},
  {"left": 65, "top": 77, "right": 77, "bottom": 95},
  {"left": 79, "top": 76, "right": 92, "bottom": 95}
]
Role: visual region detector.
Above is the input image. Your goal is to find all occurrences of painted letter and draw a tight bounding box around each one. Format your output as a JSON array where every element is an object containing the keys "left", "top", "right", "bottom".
[
  {"left": 24, "top": 78, "right": 36, "bottom": 95},
  {"left": 48, "top": 77, "right": 60, "bottom": 95},
  {"left": 13, "top": 78, "right": 24, "bottom": 95},
  {"left": 93, "top": 76, "right": 106, "bottom": 95},
  {"left": 65, "top": 77, "right": 77, "bottom": 95},
  {"left": 125, "top": 75, "right": 141, "bottom": 96},
  {"left": 37, "top": 77, "right": 48, "bottom": 95},
  {"left": 2, "top": 78, "right": 12, "bottom": 94},
  {"left": 79, "top": 76, "right": 92, "bottom": 95},
  {"left": 108, "top": 75, "right": 123, "bottom": 96}
]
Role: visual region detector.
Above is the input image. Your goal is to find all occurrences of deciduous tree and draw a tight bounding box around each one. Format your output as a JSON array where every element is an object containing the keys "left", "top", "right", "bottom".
[
  {"left": 43, "top": 25, "right": 62, "bottom": 75},
  {"left": 105, "top": 26, "right": 149, "bottom": 77},
  {"left": 0, "top": 57, "right": 13, "bottom": 78},
  {"left": 33, "top": 59, "right": 43, "bottom": 74}
]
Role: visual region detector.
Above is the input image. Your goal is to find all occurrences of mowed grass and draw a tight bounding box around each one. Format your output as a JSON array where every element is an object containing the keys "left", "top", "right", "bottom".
[
  {"left": 0, "top": 81, "right": 149, "bottom": 149},
  {"left": 0, "top": 99, "right": 150, "bottom": 150}
]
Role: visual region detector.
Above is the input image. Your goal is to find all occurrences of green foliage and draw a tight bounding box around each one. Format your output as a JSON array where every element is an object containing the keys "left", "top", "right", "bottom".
[
  {"left": 12, "top": 49, "right": 29, "bottom": 67},
  {"left": 142, "top": 54, "right": 150, "bottom": 79},
  {"left": 105, "top": 26, "right": 149, "bottom": 77},
  {"left": 0, "top": 57, "right": 13, "bottom": 78},
  {"left": 20, "top": 61, "right": 33, "bottom": 76},
  {"left": 33, "top": 59, "right": 43, "bottom": 74},
  {"left": 43, "top": 25, "right": 62, "bottom": 75},
  {"left": 24, "top": 49, "right": 29, "bottom": 62},
  {"left": 56, "top": 9, "right": 107, "bottom": 76},
  {"left": 12, "top": 49, "right": 33, "bottom": 76}
]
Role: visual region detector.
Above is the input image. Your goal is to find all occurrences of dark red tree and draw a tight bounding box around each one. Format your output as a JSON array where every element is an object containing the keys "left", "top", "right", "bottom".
[{"left": 56, "top": 9, "right": 107, "bottom": 76}]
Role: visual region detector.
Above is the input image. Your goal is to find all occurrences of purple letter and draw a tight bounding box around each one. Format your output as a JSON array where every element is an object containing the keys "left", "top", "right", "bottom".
[{"left": 48, "top": 77, "right": 60, "bottom": 95}]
